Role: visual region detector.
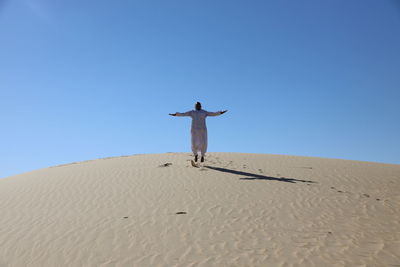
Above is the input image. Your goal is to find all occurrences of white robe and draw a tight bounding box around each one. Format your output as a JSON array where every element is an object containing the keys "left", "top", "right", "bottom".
[{"left": 175, "top": 109, "right": 222, "bottom": 156}]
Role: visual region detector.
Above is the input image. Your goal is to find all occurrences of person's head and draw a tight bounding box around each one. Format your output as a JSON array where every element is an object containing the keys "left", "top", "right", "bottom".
[{"left": 195, "top": 102, "right": 202, "bottom": 110}]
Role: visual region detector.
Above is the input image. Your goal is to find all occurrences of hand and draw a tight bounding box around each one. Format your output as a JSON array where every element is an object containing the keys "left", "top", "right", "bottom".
[
  {"left": 220, "top": 110, "right": 228, "bottom": 114},
  {"left": 169, "top": 113, "right": 177, "bottom": 116}
]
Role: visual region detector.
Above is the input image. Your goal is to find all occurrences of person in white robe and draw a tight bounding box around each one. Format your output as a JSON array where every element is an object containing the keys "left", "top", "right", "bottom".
[{"left": 169, "top": 102, "right": 227, "bottom": 162}]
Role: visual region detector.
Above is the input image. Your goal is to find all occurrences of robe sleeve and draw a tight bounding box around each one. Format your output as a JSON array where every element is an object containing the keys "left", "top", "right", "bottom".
[
  {"left": 206, "top": 111, "right": 222, "bottom": 117},
  {"left": 175, "top": 111, "right": 193, "bottom": 117}
]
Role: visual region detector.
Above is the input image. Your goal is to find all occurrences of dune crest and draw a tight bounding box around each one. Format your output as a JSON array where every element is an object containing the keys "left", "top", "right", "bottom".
[{"left": 1, "top": 153, "right": 399, "bottom": 266}]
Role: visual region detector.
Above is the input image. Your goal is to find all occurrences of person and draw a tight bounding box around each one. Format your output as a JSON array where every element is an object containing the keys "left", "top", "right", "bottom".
[{"left": 169, "top": 102, "right": 227, "bottom": 163}]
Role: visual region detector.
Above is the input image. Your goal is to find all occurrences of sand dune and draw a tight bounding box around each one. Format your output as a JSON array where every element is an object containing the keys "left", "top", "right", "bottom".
[{"left": 1, "top": 153, "right": 399, "bottom": 266}]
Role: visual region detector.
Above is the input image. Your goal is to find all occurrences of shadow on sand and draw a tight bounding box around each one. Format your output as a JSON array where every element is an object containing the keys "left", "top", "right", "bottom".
[{"left": 205, "top": 166, "right": 316, "bottom": 184}]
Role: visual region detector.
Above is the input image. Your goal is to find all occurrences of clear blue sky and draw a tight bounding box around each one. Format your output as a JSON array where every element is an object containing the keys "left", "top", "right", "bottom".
[{"left": 1, "top": 0, "right": 399, "bottom": 178}]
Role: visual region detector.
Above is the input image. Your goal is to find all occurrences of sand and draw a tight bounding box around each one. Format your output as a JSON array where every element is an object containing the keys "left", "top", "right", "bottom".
[{"left": 0, "top": 152, "right": 399, "bottom": 266}]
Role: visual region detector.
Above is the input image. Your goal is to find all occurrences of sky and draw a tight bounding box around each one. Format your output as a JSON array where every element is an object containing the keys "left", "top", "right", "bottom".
[{"left": 1, "top": 0, "right": 399, "bottom": 178}]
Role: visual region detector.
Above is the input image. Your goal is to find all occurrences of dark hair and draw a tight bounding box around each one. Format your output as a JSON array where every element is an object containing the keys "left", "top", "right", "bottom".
[{"left": 195, "top": 102, "right": 202, "bottom": 110}]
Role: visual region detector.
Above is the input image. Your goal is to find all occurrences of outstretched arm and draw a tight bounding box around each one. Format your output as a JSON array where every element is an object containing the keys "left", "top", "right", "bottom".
[
  {"left": 206, "top": 110, "right": 228, "bottom": 116},
  {"left": 169, "top": 111, "right": 193, "bottom": 117}
]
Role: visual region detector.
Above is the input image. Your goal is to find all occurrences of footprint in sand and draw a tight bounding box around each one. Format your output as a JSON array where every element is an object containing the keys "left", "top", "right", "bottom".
[
  {"left": 159, "top": 163, "right": 172, "bottom": 167},
  {"left": 223, "top": 160, "right": 233, "bottom": 167},
  {"left": 330, "top": 187, "right": 346, "bottom": 193}
]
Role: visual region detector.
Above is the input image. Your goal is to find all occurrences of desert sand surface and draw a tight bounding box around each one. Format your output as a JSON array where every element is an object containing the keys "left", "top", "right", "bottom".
[{"left": 0, "top": 152, "right": 399, "bottom": 267}]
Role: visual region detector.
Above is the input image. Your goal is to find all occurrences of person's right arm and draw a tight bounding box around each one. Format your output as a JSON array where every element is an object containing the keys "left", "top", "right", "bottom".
[{"left": 206, "top": 110, "right": 228, "bottom": 116}]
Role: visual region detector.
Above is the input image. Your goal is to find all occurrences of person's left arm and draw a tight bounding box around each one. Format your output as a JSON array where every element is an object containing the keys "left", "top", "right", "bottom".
[{"left": 169, "top": 111, "right": 193, "bottom": 117}]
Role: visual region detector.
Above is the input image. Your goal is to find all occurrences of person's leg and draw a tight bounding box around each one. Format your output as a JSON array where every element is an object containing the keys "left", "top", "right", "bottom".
[
  {"left": 200, "top": 130, "right": 208, "bottom": 163},
  {"left": 191, "top": 130, "right": 200, "bottom": 161}
]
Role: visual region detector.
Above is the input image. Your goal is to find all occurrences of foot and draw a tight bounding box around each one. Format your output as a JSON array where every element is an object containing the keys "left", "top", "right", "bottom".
[
  {"left": 194, "top": 155, "right": 198, "bottom": 162},
  {"left": 201, "top": 156, "right": 204, "bottom": 163}
]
